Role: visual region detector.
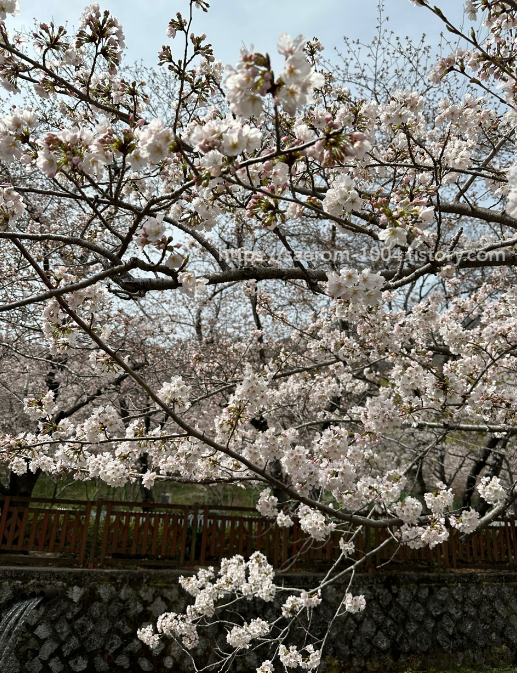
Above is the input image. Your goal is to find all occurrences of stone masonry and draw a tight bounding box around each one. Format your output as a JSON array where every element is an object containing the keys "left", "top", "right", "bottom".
[{"left": 1, "top": 568, "right": 517, "bottom": 671}]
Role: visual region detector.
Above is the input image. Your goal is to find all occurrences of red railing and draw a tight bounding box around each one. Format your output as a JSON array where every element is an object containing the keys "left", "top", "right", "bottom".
[
  {"left": 0, "top": 495, "right": 516, "bottom": 571},
  {"left": 0, "top": 496, "right": 92, "bottom": 565}
]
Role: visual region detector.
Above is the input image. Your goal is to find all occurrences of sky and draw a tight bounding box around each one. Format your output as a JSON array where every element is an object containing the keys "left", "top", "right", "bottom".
[{"left": 9, "top": 0, "right": 468, "bottom": 72}]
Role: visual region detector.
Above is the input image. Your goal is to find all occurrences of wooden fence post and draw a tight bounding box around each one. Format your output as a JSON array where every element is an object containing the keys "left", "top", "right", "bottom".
[
  {"left": 0, "top": 496, "right": 11, "bottom": 551},
  {"left": 79, "top": 502, "right": 92, "bottom": 567},
  {"left": 510, "top": 516, "right": 517, "bottom": 572},
  {"left": 179, "top": 506, "right": 189, "bottom": 566},
  {"left": 199, "top": 506, "right": 209, "bottom": 566},
  {"left": 364, "top": 524, "right": 369, "bottom": 563},
  {"left": 189, "top": 505, "right": 198, "bottom": 567},
  {"left": 87, "top": 499, "right": 104, "bottom": 568},
  {"left": 99, "top": 501, "right": 113, "bottom": 564}
]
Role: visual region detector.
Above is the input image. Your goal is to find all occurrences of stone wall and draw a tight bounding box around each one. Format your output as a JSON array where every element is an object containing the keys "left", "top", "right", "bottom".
[{"left": 1, "top": 567, "right": 517, "bottom": 672}]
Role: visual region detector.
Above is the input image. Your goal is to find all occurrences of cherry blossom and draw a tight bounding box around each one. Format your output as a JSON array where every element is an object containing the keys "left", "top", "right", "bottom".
[
  {"left": 478, "top": 476, "right": 506, "bottom": 505},
  {"left": 1, "top": 0, "right": 517, "bottom": 669}
]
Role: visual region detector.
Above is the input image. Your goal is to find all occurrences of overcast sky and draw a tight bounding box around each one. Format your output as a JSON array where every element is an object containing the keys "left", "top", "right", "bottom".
[{"left": 10, "top": 0, "right": 468, "bottom": 71}]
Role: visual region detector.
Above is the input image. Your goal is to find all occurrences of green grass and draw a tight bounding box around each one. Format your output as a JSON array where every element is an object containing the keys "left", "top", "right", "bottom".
[{"left": 28, "top": 472, "right": 260, "bottom": 508}]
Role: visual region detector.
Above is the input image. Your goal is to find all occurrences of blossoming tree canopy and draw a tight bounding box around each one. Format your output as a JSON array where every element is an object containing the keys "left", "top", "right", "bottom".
[{"left": 1, "top": 0, "right": 517, "bottom": 667}]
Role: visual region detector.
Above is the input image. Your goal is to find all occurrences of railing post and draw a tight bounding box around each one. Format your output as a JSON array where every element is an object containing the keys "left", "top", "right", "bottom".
[
  {"left": 99, "top": 501, "right": 113, "bottom": 564},
  {"left": 87, "top": 499, "right": 104, "bottom": 568},
  {"left": 0, "top": 496, "right": 11, "bottom": 551},
  {"left": 189, "top": 505, "right": 198, "bottom": 567},
  {"left": 364, "top": 525, "right": 373, "bottom": 572},
  {"left": 0, "top": 495, "right": 11, "bottom": 549},
  {"left": 450, "top": 529, "right": 457, "bottom": 568},
  {"left": 511, "top": 515, "right": 517, "bottom": 572},
  {"left": 79, "top": 501, "right": 92, "bottom": 567},
  {"left": 179, "top": 506, "right": 189, "bottom": 565},
  {"left": 199, "top": 506, "right": 209, "bottom": 566}
]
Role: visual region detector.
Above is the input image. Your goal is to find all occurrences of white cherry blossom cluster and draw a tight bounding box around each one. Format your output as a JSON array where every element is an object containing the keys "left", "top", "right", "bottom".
[
  {"left": 275, "top": 34, "right": 325, "bottom": 116},
  {"left": 136, "top": 625, "right": 160, "bottom": 650},
  {"left": 41, "top": 299, "right": 78, "bottom": 353},
  {"left": 9, "top": 456, "right": 28, "bottom": 475},
  {"left": 164, "top": 244, "right": 186, "bottom": 270},
  {"left": 478, "top": 475, "right": 506, "bottom": 505},
  {"left": 356, "top": 471, "right": 407, "bottom": 508},
  {"left": 256, "top": 488, "right": 278, "bottom": 517},
  {"left": 278, "top": 644, "right": 321, "bottom": 671},
  {"left": 420, "top": 519, "right": 449, "bottom": 549},
  {"left": 298, "top": 505, "right": 336, "bottom": 541},
  {"left": 154, "top": 612, "right": 200, "bottom": 649},
  {"left": 378, "top": 226, "right": 408, "bottom": 249},
  {"left": 257, "top": 662, "right": 274, "bottom": 673},
  {"left": 226, "top": 618, "right": 269, "bottom": 649},
  {"left": 40, "top": 283, "right": 108, "bottom": 356},
  {"left": 398, "top": 515, "right": 451, "bottom": 550},
  {"left": 391, "top": 485, "right": 455, "bottom": 550},
  {"left": 141, "top": 552, "right": 276, "bottom": 652},
  {"left": 36, "top": 127, "right": 113, "bottom": 179},
  {"left": 234, "top": 368, "right": 269, "bottom": 414},
  {"left": 133, "top": 118, "right": 174, "bottom": 167},
  {"left": 136, "top": 213, "right": 168, "bottom": 250},
  {"left": 277, "top": 512, "right": 294, "bottom": 527},
  {"left": 322, "top": 175, "right": 363, "bottom": 217},
  {"left": 156, "top": 376, "right": 191, "bottom": 411},
  {"left": 240, "top": 425, "right": 297, "bottom": 468},
  {"left": 397, "top": 523, "right": 429, "bottom": 549},
  {"left": 68, "top": 284, "right": 108, "bottom": 312},
  {"left": 344, "top": 593, "right": 366, "bottom": 614},
  {"left": 141, "top": 471, "right": 157, "bottom": 489},
  {"left": 394, "top": 496, "right": 423, "bottom": 524},
  {"left": 326, "top": 267, "right": 384, "bottom": 307},
  {"left": 28, "top": 453, "right": 55, "bottom": 474},
  {"left": 215, "top": 368, "right": 269, "bottom": 439},
  {"left": 23, "top": 391, "right": 57, "bottom": 420},
  {"left": 239, "top": 552, "right": 276, "bottom": 601},
  {"left": 0, "top": 186, "right": 25, "bottom": 226},
  {"left": 423, "top": 482, "right": 455, "bottom": 516},
  {"left": 177, "top": 567, "right": 215, "bottom": 597},
  {"left": 281, "top": 591, "right": 321, "bottom": 617},
  {"left": 184, "top": 552, "right": 276, "bottom": 605},
  {"left": 0, "top": 108, "right": 38, "bottom": 162},
  {"left": 450, "top": 508, "right": 480, "bottom": 534},
  {"left": 197, "top": 56, "right": 223, "bottom": 83},
  {"left": 225, "top": 32, "right": 324, "bottom": 118},
  {"left": 225, "top": 50, "right": 271, "bottom": 119},
  {"left": 279, "top": 445, "right": 318, "bottom": 492},
  {"left": 183, "top": 191, "right": 222, "bottom": 231},
  {"left": 189, "top": 115, "right": 261, "bottom": 157},
  {"left": 88, "top": 351, "right": 121, "bottom": 376},
  {"left": 87, "top": 453, "right": 128, "bottom": 487},
  {"left": 199, "top": 148, "right": 225, "bottom": 176},
  {"left": 506, "top": 165, "right": 517, "bottom": 218},
  {"left": 279, "top": 427, "right": 364, "bottom": 501},
  {"left": 339, "top": 538, "right": 355, "bottom": 557},
  {"left": 312, "top": 425, "right": 349, "bottom": 462},
  {"left": 79, "top": 404, "right": 125, "bottom": 443},
  {"left": 0, "top": 0, "right": 19, "bottom": 20},
  {"left": 177, "top": 271, "right": 209, "bottom": 297}
]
